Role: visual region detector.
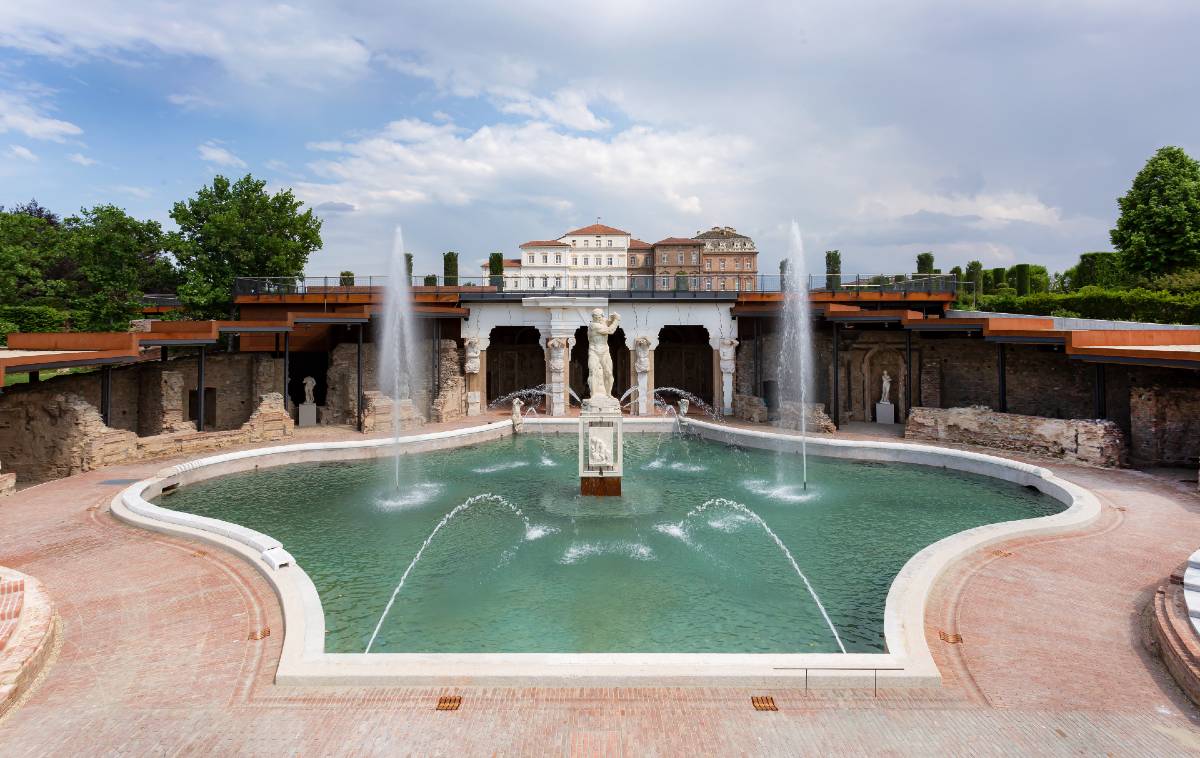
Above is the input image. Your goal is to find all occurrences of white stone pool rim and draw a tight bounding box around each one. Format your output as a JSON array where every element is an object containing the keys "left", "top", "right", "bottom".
[{"left": 109, "top": 417, "right": 1102, "bottom": 688}]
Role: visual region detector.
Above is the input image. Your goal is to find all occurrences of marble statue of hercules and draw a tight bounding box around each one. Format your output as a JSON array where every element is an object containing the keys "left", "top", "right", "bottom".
[{"left": 587, "top": 308, "right": 620, "bottom": 400}]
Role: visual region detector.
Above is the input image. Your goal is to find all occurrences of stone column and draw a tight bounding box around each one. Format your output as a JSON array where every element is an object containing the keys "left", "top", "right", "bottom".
[
  {"left": 464, "top": 337, "right": 483, "bottom": 416},
  {"left": 628, "top": 334, "right": 655, "bottom": 415},
  {"left": 545, "top": 335, "right": 571, "bottom": 417}
]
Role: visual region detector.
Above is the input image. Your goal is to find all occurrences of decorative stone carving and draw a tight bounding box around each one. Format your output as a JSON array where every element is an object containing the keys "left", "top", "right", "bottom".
[
  {"left": 588, "top": 427, "right": 613, "bottom": 465},
  {"left": 719, "top": 338, "right": 738, "bottom": 374},
  {"left": 633, "top": 336, "right": 652, "bottom": 416},
  {"left": 463, "top": 338, "right": 481, "bottom": 374},
  {"left": 678, "top": 399, "right": 690, "bottom": 417},
  {"left": 512, "top": 397, "right": 524, "bottom": 431},
  {"left": 880, "top": 370, "right": 892, "bottom": 405},
  {"left": 546, "top": 337, "right": 570, "bottom": 417},
  {"left": 718, "top": 337, "right": 738, "bottom": 416},
  {"left": 302, "top": 376, "right": 316, "bottom": 405}
]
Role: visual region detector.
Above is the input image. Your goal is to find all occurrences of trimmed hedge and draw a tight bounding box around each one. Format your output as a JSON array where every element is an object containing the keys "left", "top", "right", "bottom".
[{"left": 977, "top": 286, "right": 1200, "bottom": 324}]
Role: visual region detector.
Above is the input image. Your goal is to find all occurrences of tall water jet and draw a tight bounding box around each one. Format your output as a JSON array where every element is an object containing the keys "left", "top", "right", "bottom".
[
  {"left": 379, "top": 226, "right": 422, "bottom": 489},
  {"left": 779, "top": 221, "right": 813, "bottom": 490}
]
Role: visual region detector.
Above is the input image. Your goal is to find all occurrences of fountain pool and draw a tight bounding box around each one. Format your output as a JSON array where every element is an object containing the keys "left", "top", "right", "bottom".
[{"left": 152, "top": 433, "right": 1062, "bottom": 656}]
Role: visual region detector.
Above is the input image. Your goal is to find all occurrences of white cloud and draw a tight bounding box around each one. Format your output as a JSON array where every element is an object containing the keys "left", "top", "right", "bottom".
[
  {"left": 111, "top": 184, "right": 152, "bottom": 199},
  {"left": 857, "top": 190, "right": 1064, "bottom": 229},
  {"left": 494, "top": 87, "right": 609, "bottom": 132},
  {"left": 0, "top": 88, "right": 81, "bottom": 141},
  {"left": 5, "top": 144, "right": 38, "bottom": 161},
  {"left": 167, "top": 92, "right": 222, "bottom": 111},
  {"left": 296, "top": 117, "right": 751, "bottom": 217},
  {"left": 198, "top": 141, "right": 247, "bottom": 168},
  {"left": 66, "top": 152, "right": 95, "bottom": 166}
]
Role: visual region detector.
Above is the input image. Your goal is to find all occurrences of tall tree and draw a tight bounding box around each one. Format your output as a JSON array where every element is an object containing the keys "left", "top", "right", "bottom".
[
  {"left": 488, "top": 252, "right": 504, "bottom": 288},
  {"left": 0, "top": 210, "right": 59, "bottom": 305},
  {"left": 1111, "top": 146, "right": 1200, "bottom": 277},
  {"left": 824, "top": 249, "right": 841, "bottom": 290},
  {"left": 63, "top": 205, "right": 177, "bottom": 330},
  {"left": 443, "top": 251, "right": 459, "bottom": 286},
  {"left": 168, "top": 174, "right": 322, "bottom": 318},
  {"left": 916, "top": 251, "right": 935, "bottom": 275}
]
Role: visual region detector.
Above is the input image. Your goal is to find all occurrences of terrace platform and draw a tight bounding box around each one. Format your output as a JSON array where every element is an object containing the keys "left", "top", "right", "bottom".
[{"left": 0, "top": 421, "right": 1198, "bottom": 753}]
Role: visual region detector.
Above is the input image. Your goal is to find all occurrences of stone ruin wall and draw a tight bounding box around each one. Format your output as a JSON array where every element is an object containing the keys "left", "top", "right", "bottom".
[
  {"left": 0, "top": 390, "right": 294, "bottom": 486},
  {"left": 430, "top": 339, "right": 466, "bottom": 423},
  {"left": 905, "top": 406, "right": 1125, "bottom": 467},
  {"left": 1129, "top": 385, "right": 1200, "bottom": 467}
]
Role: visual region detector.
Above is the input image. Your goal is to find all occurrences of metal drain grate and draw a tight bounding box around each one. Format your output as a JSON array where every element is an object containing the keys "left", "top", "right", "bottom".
[
  {"left": 938, "top": 630, "right": 963, "bottom": 644},
  {"left": 751, "top": 696, "right": 778, "bottom": 711},
  {"left": 248, "top": 626, "right": 271, "bottom": 641},
  {"left": 436, "top": 695, "right": 462, "bottom": 711}
]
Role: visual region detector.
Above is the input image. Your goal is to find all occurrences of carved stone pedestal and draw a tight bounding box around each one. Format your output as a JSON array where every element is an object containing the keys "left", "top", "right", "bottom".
[{"left": 579, "top": 403, "right": 623, "bottom": 496}]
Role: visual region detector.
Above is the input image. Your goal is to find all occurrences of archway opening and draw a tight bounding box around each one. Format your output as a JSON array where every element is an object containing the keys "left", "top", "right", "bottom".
[
  {"left": 654, "top": 325, "right": 713, "bottom": 407},
  {"left": 485, "top": 326, "right": 544, "bottom": 406}
]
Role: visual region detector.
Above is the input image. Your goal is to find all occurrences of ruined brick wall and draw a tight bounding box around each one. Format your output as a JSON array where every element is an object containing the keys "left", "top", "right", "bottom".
[
  {"left": 1129, "top": 386, "right": 1200, "bottom": 466},
  {"left": 430, "top": 339, "right": 465, "bottom": 423},
  {"left": 905, "top": 406, "right": 1126, "bottom": 467},
  {"left": 0, "top": 391, "right": 138, "bottom": 483},
  {"left": 326, "top": 341, "right": 432, "bottom": 427}
]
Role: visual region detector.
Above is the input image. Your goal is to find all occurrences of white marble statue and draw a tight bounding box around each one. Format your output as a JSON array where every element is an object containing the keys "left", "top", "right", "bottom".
[
  {"left": 586, "top": 308, "right": 620, "bottom": 406},
  {"left": 678, "top": 398, "right": 690, "bottom": 417},
  {"left": 634, "top": 336, "right": 651, "bottom": 374},
  {"left": 879, "top": 370, "right": 892, "bottom": 405},
  {"left": 548, "top": 337, "right": 568, "bottom": 373},
  {"left": 719, "top": 338, "right": 738, "bottom": 374},
  {"left": 463, "top": 338, "right": 480, "bottom": 374},
  {"left": 588, "top": 431, "right": 613, "bottom": 465},
  {"left": 302, "top": 376, "right": 316, "bottom": 405},
  {"left": 511, "top": 397, "right": 523, "bottom": 430}
]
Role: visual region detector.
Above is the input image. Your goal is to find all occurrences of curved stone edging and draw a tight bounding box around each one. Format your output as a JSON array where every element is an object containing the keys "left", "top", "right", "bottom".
[
  {"left": 109, "top": 418, "right": 1102, "bottom": 688},
  {"left": 0, "top": 567, "right": 58, "bottom": 720}
]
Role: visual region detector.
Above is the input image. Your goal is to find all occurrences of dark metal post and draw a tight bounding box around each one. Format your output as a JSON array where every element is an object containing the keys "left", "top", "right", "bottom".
[
  {"left": 996, "top": 343, "right": 1007, "bottom": 413},
  {"left": 905, "top": 329, "right": 913, "bottom": 418},
  {"left": 100, "top": 366, "right": 112, "bottom": 425},
  {"left": 282, "top": 332, "right": 290, "bottom": 413},
  {"left": 160, "top": 345, "right": 168, "bottom": 363},
  {"left": 832, "top": 322, "right": 840, "bottom": 427},
  {"left": 28, "top": 370, "right": 39, "bottom": 384},
  {"left": 1093, "top": 363, "right": 1106, "bottom": 419},
  {"left": 196, "top": 346, "right": 206, "bottom": 432},
  {"left": 356, "top": 323, "right": 364, "bottom": 433}
]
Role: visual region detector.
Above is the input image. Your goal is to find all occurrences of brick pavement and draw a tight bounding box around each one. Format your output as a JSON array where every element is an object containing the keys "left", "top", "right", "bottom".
[{"left": 0, "top": 423, "right": 1198, "bottom": 754}]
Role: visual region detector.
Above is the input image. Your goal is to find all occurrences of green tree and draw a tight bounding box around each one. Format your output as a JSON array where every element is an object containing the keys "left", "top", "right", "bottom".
[
  {"left": 443, "top": 251, "right": 459, "bottom": 286},
  {"left": 989, "top": 267, "right": 1007, "bottom": 294},
  {"left": 339, "top": 270, "right": 355, "bottom": 286},
  {"left": 63, "top": 205, "right": 176, "bottom": 330},
  {"left": 488, "top": 252, "right": 504, "bottom": 288},
  {"left": 404, "top": 253, "right": 413, "bottom": 279},
  {"left": 965, "top": 260, "right": 984, "bottom": 297},
  {"left": 1014, "top": 263, "right": 1031, "bottom": 296},
  {"left": 1111, "top": 146, "right": 1200, "bottom": 277},
  {"left": 422, "top": 274, "right": 437, "bottom": 286},
  {"left": 824, "top": 249, "right": 841, "bottom": 290},
  {"left": 916, "top": 251, "right": 935, "bottom": 275},
  {"left": 0, "top": 211, "right": 59, "bottom": 305},
  {"left": 168, "top": 174, "right": 322, "bottom": 319}
]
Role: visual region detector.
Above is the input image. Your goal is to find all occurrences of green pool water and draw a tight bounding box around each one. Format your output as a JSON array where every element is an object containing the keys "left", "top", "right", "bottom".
[{"left": 154, "top": 434, "right": 1061, "bottom": 654}]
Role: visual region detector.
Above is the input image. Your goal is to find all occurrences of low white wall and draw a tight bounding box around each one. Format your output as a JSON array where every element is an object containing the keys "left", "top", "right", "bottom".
[{"left": 110, "top": 417, "right": 1102, "bottom": 688}]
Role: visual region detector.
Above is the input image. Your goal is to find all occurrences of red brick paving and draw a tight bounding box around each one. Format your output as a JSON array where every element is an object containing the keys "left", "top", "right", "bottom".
[{"left": 0, "top": 425, "right": 1199, "bottom": 754}]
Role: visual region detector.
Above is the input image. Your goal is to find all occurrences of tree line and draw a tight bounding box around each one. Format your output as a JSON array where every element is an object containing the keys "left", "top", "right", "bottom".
[{"left": 0, "top": 174, "right": 322, "bottom": 337}]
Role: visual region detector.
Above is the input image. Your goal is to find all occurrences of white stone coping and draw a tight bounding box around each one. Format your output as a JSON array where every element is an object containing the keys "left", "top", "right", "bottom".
[
  {"left": 110, "top": 417, "right": 1102, "bottom": 688},
  {"left": 1184, "top": 550, "right": 1200, "bottom": 637}
]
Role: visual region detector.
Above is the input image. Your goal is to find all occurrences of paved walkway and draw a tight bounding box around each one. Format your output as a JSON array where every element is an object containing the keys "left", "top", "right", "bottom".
[{"left": 1, "top": 424, "right": 1199, "bottom": 754}]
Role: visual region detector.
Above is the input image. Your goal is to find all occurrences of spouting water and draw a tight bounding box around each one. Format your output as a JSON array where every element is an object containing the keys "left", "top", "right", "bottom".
[
  {"left": 379, "top": 227, "right": 422, "bottom": 489},
  {"left": 365, "top": 493, "right": 534, "bottom": 652},
  {"left": 780, "top": 221, "right": 812, "bottom": 490},
  {"left": 677, "top": 497, "right": 846, "bottom": 653}
]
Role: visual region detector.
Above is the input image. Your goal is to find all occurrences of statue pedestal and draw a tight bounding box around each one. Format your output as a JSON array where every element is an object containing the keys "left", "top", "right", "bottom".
[
  {"left": 874, "top": 401, "right": 895, "bottom": 425},
  {"left": 579, "top": 402, "right": 623, "bottom": 496},
  {"left": 298, "top": 402, "right": 318, "bottom": 427}
]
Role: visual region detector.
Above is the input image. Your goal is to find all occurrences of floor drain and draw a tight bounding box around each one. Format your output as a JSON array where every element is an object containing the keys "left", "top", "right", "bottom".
[
  {"left": 248, "top": 627, "right": 271, "bottom": 641},
  {"left": 938, "top": 630, "right": 963, "bottom": 644},
  {"left": 751, "top": 696, "right": 778, "bottom": 711},
  {"left": 436, "top": 695, "right": 462, "bottom": 711},
  {"left": 991, "top": 549, "right": 1013, "bottom": 558}
]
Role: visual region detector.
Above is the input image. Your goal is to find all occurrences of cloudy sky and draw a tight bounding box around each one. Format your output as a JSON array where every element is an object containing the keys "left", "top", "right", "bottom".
[{"left": 1, "top": 1, "right": 1197, "bottom": 278}]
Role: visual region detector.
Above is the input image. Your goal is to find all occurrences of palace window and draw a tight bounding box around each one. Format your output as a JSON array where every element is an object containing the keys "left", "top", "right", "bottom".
[
  {"left": 607, "top": 256, "right": 613, "bottom": 266},
  {"left": 718, "top": 278, "right": 725, "bottom": 290},
  {"left": 660, "top": 276, "right": 669, "bottom": 289},
  {"left": 542, "top": 254, "right": 548, "bottom": 264},
  {"left": 677, "top": 252, "right": 684, "bottom": 264},
  {"left": 555, "top": 254, "right": 561, "bottom": 264},
  {"left": 528, "top": 254, "right": 535, "bottom": 263},
  {"left": 689, "top": 276, "right": 698, "bottom": 289},
  {"left": 705, "top": 278, "right": 712, "bottom": 290},
  {"left": 720, "top": 259, "right": 726, "bottom": 271},
  {"left": 526, "top": 276, "right": 534, "bottom": 288},
  {"left": 572, "top": 256, "right": 578, "bottom": 265},
  {"left": 607, "top": 239, "right": 612, "bottom": 247},
  {"left": 583, "top": 256, "right": 589, "bottom": 266},
  {"left": 583, "top": 240, "right": 589, "bottom": 247},
  {"left": 541, "top": 276, "right": 548, "bottom": 288},
  {"left": 704, "top": 259, "right": 712, "bottom": 271},
  {"left": 607, "top": 276, "right": 614, "bottom": 287},
  {"left": 734, "top": 259, "right": 740, "bottom": 270},
  {"left": 660, "top": 253, "right": 667, "bottom": 264},
  {"left": 630, "top": 255, "right": 638, "bottom": 266},
  {"left": 554, "top": 276, "right": 562, "bottom": 288},
  {"left": 691, "top": 252, "right": 698, "bottom": 265}
]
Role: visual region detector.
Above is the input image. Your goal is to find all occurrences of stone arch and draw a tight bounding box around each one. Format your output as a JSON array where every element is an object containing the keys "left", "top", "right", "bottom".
[
  {"left": 485, "top": 325, "right": 544, "bottom": 405},
  {"left": 654, "top": 325, "right": 713, "bottom": 407},
  {"left": 859, "top": 344, "right": 906, "bottom": 422}
]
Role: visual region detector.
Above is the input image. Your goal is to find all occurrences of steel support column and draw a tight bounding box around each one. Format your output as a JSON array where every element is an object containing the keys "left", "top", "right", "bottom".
[
  {"left": 832, "top": 322, "right": 840, "bottom": 427},
  {"left": 100, "top": 366, "right": 112, "bottom": 426},
  {"left": 356, "top": 323, "right": 364, "bottom": 432},
  {"left": 996, "top": 343, "right": 1007, "bottom": 413},
  {"left": 196, "top": 346, "right": 206, "bottom": 432},
  {"left": 1093, "top": 363, "right": 1106, "bottom": 419},
  {"left": 160, "top": 346, "right": 168, "bottom": 363},
  {"left": 282, "top": 332, "right": 290, "bottom": 413},
  {"left": 905, "top": 329, "right": 913, "bottom": 419}
]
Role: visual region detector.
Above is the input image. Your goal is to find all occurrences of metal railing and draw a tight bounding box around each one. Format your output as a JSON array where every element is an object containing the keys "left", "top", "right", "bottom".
[{"left": 233, "top": 273, "right": 965, "bottom": 299}]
